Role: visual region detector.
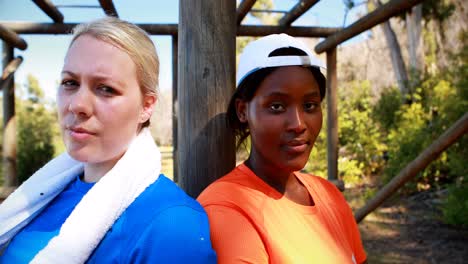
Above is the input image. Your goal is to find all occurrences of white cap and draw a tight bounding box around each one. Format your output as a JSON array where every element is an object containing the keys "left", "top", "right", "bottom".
[{"left": 236, "top": 33, "right": 326, "bottom": 87}]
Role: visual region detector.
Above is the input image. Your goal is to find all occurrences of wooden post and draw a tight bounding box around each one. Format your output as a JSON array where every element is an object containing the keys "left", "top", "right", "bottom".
[
  {"left": 326, "top": 48, "right": 343, "bottom": 191},
  {"left": 237, "top": 0, "right": 257, "bottom": 25},
  {"left": 0, "top": 24, "right": 27, "bottom": 50},
  {"left": 178, "top": 0, "right": 236, "bottom": 197},
  {"left": 32, "top": 0, "right": 64, "bottom": 23},
  {"left": 355, "top": 112, "right": 468, "bottom": 223},
  {"left": 279, "top": 0, "right": 319, "bottom": 26},
  {"left": 2, "top": 43, "right": 17, "bottom": 187},
  {"left": 172, "top": 34, "right": 178, "bottom": 183},
  {"left": 98, "top": 0, "right": 119, "bottom": 17}
]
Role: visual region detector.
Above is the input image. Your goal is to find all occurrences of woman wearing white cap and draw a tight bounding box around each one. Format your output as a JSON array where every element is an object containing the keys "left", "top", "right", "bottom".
[
  {"left": 0, "top": 17, "right": 216, "bottom": 263},
  {"left": 198, "top": 34, "right": 366, "bottom": 264}
]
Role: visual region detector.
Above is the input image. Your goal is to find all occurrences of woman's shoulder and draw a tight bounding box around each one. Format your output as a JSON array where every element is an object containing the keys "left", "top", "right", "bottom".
[
  {"left": 88, "top": 174, "right": 217, "bottom": 263},
  {"left": 131, "top": 174, "right": 206, "bottom": 215},
  {"left": 198, "top": 165, "right": 269, "bottom": 207}
]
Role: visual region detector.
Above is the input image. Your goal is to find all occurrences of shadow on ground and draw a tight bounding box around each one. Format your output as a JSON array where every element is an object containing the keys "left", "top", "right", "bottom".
[{"left": 345, "top": 186, "right": 468, "bottom": 264}]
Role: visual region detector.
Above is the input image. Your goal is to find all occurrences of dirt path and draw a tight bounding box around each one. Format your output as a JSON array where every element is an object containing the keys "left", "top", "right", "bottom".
[{"left": 345, "top": 187, "right": 468, "bottom": 264}]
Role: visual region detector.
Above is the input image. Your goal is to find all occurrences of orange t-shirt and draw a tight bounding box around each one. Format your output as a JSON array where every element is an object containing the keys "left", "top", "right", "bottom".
[{"left": 198, "top": 164, "right": 366, "bottom": 264}]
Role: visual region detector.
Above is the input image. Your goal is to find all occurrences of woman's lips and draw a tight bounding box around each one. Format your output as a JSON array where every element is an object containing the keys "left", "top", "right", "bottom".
[
  {"left": 68, "top": 127, "right": 96, "bottom": 140},
  {"left": 284, "top": 140, "right": 310, "bottom": 153}
]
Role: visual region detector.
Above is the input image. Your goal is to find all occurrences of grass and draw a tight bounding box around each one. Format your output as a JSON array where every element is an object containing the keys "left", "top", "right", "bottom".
[{"left": 160, "top": 146, "right": 174, "bottom": 180}]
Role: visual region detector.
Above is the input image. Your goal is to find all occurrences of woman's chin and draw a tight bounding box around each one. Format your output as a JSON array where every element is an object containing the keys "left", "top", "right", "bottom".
[{"left": 66, "top": 149, "right": 93, "bottom": 163}]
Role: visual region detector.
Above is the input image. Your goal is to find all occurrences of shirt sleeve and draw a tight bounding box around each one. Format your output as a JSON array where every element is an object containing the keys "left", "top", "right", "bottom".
[
  {"left": 204, "top": 205, "right": 268, "bottom": 264},
  {"left": 124, "top": 205, "right": 217, "bottom": 264}
]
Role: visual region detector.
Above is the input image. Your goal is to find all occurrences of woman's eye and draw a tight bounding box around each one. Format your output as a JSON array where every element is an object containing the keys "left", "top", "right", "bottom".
[
  {"left": 97, "top": 85, "right": 117, "bottom": 96},
  {"left": 304, "top": 102, "right": 319, "bottom": 112},
  {"left": 60, "top": 79, "right": 78, "bottom": 89},
  {"left": 269, "top": 103, "right": 285, "bottom": 112}
]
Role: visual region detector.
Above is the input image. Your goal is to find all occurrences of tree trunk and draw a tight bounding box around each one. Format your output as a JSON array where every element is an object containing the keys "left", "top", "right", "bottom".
[
  {"left": 375, "top": 0, "right": 409, "bottom": 96},
  {"left": 406, "top": 4, "right": 423, "bottom": 73}
]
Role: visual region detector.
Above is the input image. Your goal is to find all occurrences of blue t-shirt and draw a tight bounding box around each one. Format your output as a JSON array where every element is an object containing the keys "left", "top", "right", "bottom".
[{"left": 0, "top": 174, "right": 217, "bottom": 263}]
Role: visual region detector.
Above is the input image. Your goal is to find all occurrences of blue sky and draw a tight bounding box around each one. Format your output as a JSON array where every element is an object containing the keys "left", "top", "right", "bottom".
[{"left": 0, "top": 0, "right": 367, "bottom": 101}]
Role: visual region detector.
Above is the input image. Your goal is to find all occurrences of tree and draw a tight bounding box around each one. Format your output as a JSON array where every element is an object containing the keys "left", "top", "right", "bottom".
[
  {"left": 16, "top": 74, "right": 56, "bottom": 183},
  {"left": 373, "top": 0, "right": 409, "bottom": 96}
]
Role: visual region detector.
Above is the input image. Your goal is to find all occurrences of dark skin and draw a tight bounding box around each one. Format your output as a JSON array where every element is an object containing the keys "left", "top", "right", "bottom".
[{"left": 236, "top": 66, "right": 323, "bottom": 206}]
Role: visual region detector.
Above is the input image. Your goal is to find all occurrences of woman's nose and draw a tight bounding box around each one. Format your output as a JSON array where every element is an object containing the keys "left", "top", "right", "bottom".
[
  {"left": 287, "top": 107, "right": 306, "bottom": 133},
  {"left": 68, "top": 88, "right": 92, "bottom": 117}
]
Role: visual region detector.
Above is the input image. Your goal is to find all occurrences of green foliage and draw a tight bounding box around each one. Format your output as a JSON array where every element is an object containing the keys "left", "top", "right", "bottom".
[
  {"left": 306, "top": 80, "right": 386, "bottom": 183},
  {"left": 250, "top": 0, "right": 280, "bottom": 25},
  {"left": 17, "top": 75, "right": 56, "bottom": 184},
  {"left": 372, "top": 86, "right": 402, "bottom": 131},
  {"left": 442, "top": 179, "right": 468, "bottom": 228},
  {"left": 338, "top": 81, "right": 386, "bottom": 177},
  {"left": 421, "top": 0, "right": 455, "bottom": 23},
  {"left": 377, "top": 38, "right": 468, "bottom": 193}
]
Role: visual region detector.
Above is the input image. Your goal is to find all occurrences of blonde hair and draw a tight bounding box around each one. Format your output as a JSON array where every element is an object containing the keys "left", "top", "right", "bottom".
[{"left": 70, "top": 17, "right": 159, "bottom": 127}]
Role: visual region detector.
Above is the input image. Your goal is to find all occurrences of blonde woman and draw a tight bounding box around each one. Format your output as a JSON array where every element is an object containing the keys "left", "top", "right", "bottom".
[{"left": 0, "top": 17, "right": 216, "bottom": 263}]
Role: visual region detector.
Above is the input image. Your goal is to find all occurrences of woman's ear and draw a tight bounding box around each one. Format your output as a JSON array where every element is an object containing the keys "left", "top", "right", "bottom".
[
  {"left": 140, "top": 94, "right": 157, "bottom": 123},
  {"left": 235, "top": 98, "right": 248, "bottom": 123}
]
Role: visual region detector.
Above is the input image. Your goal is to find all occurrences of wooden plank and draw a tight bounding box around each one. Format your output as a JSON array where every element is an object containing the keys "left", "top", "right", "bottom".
[
  {"left": 238, "top": 25, "right": 341, "bottom": 37},
  {"left": 98, "top": 0, "right": 119, "bottom": 17},
  {"left": 237, "top": 0, "right": 257, "bottom": 25},
  {"left": 32, "top": 0, "right": 64, "bottom": 23},
  {"left": 2, "top": 44, "right": 17, "bottom": 187},
  {"left": 2, "top": 22, "right": 341, "bottom": 38},
  {"left": 178, "top": 0, "right": 236, "bottom": 197},
  {"left": 279, "top": 0, "right": 319, "bottom": 26},
  {"left": 355, "top": 112, "right": 468, "bottom": 223},
  {"left": 1, "top": 22, "right": 176, "bottom": 35},
  {"left": 0, "top": 24, "right": 27, "bottom": 50},
  {"left": 326, "top": 48, "right": 338, "bottom": 182},
  {"left": 172, "top": 35, "right": 178, "bottom": 183},
  {"left": 1, "top": 56, "right": 23, "bottom": 84},
  {"left": 315, "top": 0, "right": 425, "bottom": 53}
]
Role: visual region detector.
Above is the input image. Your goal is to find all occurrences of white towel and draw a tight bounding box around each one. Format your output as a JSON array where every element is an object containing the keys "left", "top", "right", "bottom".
[{"left": 0, "top": 128, "right": 161, "bottom": 263}]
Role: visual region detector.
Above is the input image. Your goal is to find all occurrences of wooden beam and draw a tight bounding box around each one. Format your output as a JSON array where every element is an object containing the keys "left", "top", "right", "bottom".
[
  {"left": 32, "top": 0, "right": 64, "bottom": 23},
  {"left": 98, "top": 0, "right": 119, "bottom": 17},
  {"left": 315, "top": 0, "right": 425, "bottom": 53},
  {"left": 279, "top": 0, "right": 319, "bottom": 26},
  {"left": 355, "top": 112, "right": 468, "bottom": 223},
  {"left": 1, "top": 22, "right": 177, "bottom": 35},
  {"left": 172, "top": 34, "right": 178, "bottom": 183},
  {"left": 237, "top": 0, "right": 257, "bottom": 25},
  {"left": 178, "top": 0, "right": 236, "bottom": 197},
  {"left": 326, "top": 48, "right": 339, "bottom": 182},
  {"left": 2, "top": 44, "right": 17, "bottom": 187},
  {"left": 1, "top": 56, "right": 23, "bottom": 87},
  {"left": 238, "top": 25, "right": 340, "bottom": 37},
  {"left": 0, "top": 24, "right": 27, "bottom": 50},
  {"left": 2, "top": 21, "right": 341, "bottom": 38}
]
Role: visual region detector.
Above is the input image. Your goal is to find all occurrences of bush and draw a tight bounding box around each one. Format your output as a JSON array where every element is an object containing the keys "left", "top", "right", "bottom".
[
  {"left": 377, "top": 47, "right": 467, "bottom": 193},
  {"left": 16, "top": 75, "right": 56, "bottom": 184},
  {"left": 372, "top": 86, "right": 402, "bottom": 131},
  {"left": 306, "top": 80, "right": 386, "bottom": 182},
  {"left": 442, "top": 180, "right": 468, "bottom": 228}
]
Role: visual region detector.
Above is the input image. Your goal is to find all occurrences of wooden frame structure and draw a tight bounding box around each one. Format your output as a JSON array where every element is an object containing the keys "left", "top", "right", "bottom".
[{"left": 3, "top": 0, "right": 459, "bottom": 222}]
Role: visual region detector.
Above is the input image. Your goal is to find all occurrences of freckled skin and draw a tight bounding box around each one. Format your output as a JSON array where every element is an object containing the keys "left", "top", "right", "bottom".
[
  {"left": 57, "top": 35, "right": 155, "bottom": 182},
  {"left": 236, "top": 66, "right": 323, "bottom": 205}
]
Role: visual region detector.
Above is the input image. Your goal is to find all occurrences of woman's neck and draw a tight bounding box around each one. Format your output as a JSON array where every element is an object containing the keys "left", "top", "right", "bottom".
[
  {"left": 245, "top": 153, "right": 314, "bottom": 206},
  {"left": 83, "top": 160, "right": 119, "bottom": 183}
]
